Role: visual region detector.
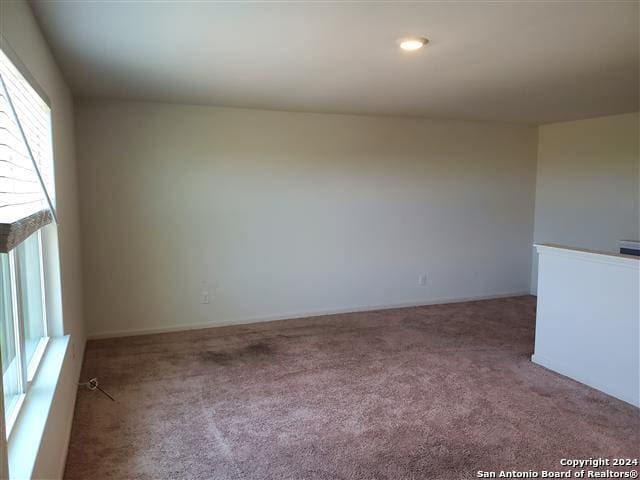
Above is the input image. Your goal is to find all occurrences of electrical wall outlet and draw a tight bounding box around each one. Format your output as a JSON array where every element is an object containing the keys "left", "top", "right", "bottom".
[
  {"left": 201, "top": 280, "right": 211, "bottom": 304},
  {"left": 418, "top": 274, "right": 427, "bottom": 286}
]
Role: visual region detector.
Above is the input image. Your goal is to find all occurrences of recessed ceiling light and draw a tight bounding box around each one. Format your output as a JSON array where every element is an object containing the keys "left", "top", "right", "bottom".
[{"left": 398, "top": 37, "right": 428, "bottom": 52}]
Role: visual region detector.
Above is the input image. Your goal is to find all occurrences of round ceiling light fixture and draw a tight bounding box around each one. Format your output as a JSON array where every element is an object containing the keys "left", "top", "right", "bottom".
[{"left": 398, "top": 36, "right": 429, "bottom": 52}]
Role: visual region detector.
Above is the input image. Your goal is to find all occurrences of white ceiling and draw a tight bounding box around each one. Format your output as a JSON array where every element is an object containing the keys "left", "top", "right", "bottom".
[{"left": 30, "top": 1, "right": 639, "bottom": 124}]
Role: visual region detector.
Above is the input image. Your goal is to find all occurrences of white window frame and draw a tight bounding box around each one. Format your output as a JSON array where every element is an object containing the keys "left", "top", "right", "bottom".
[{"left": 3, "top": 230, "right": 50, "bottom": 437}]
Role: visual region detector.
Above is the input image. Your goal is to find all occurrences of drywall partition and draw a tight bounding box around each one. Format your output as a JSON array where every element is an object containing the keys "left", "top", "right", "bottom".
[
  {"left": 1, "top": 0, "right": 85, "bottom": 477},
  {"left": 76, "top": 100, "right": 538, "bottom": 338},
  {"left": 531, "top": 112, "right": 640, "bottom": 294},
  {"left": 533, "top": 244, "right": 640, "bottom": 407}
]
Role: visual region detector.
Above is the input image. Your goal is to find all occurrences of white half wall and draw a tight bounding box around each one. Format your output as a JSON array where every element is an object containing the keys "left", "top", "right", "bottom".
[
  {"left": 75, "top": 100, "right": 538, "bottom": 337},
  {"left": 531, "top": 112, "right": 640, "bottom": 294},
  {"left": 533, "top": 244, "right": 639, "bottom": 407}
]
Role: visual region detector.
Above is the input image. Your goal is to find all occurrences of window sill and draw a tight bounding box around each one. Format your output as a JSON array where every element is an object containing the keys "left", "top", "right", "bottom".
[{"left": 7, "top": 335, "right": 70, "bottom": 480}]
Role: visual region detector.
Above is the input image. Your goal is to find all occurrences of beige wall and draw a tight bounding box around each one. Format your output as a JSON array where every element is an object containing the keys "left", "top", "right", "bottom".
[
  {"left": 531, "top": 112, "right": 640, "bottom": 293},
  {"left": 1, "top": 0, "right": 85, "bottom": 477},
  {"left": 76, "top": 100, "right": 537, "bottom": 337}
]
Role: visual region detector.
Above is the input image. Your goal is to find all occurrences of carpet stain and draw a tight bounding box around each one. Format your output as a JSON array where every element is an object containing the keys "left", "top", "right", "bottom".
[{"left": 201, "top": 341, "right": 274, "bottom": 365}]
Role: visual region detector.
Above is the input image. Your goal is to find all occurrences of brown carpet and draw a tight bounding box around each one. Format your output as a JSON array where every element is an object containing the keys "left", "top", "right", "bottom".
[{"left": 65, "top": 296, "right": 639, "bottom": 480}]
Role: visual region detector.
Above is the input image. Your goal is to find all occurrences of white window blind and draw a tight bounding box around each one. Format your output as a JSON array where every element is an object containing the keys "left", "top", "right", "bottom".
[
  {"left": 0, "top": 47, "right": 55, "bottom": 228},
  {"left": 0, "top": 47, "right": 56, "bottom": 253}
]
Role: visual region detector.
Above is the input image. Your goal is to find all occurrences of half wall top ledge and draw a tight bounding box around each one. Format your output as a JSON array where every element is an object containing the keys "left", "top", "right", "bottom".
[{"left": 535, "top": 243, "right": 640, "bottom": 265}]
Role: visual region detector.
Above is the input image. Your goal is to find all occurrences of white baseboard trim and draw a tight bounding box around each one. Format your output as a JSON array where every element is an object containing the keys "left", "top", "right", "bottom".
[
  {"left": 88, "top": 291, "right": 530, "bottom": 340},
  {"left": 531, "top": 354, "right": 639, "bottom": 408}
]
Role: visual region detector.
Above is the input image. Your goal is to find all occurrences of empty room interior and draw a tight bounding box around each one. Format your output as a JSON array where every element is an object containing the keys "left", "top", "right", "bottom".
[{"left": 0, "top": 1, "right": 639, "bottom": 479}]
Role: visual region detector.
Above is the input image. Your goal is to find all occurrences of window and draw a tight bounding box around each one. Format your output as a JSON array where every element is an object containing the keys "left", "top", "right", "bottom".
[
  {"left": 0, "top": 46, "right": 57, "bottom": 437},
  {"left": 0, "top": 232, "right": 49, "bottom": 432}
]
